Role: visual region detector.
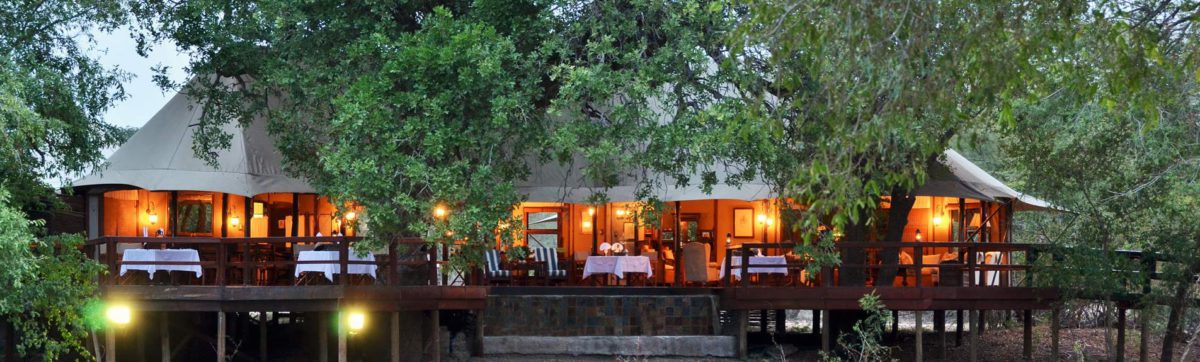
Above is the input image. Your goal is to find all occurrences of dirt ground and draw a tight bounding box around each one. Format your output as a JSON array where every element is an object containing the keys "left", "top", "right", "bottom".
[{"left": 471, "top": 326, "right": 1191, "bottom": 361}]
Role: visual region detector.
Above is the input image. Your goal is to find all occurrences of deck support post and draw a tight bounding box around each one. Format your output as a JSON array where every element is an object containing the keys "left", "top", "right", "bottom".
[
  {"left": 105, "top": 326, "right": 116, "bottom": 362},
  {"left": 935, "top": 310, "right": 946, "bottom": 358},
  {"left": 337, "top": 312, "right": 347, "bottom": 362},
  {"left": 914, "top": 310, "right": 924, "bottom": 362},
  {"left": 470, "top": 310, "right": 484, "bottom": 357},
  {"left": 259, "top": 312, "right": 267, "bottom": 362},
  {"left": 424, "top": 311, "right": 440, "bottom": 362},
  {"left": 1051, "top": 307, "right": 1061, "bottom": 361},
  {"left": 775, "top": 309, "right": 786, "bottom": 335},
  {"left": 969, "top": 310, "right": 978, "bottom": 362},
  {"left": 956, "top": 309, "right": 964, "bottom": 346},
  {"left": 811, "top": 310, "right": 820, "bottom": 338},
  {"left": 1139, "top": 308, "right": 1150, "bottom": 362},
  {"left": 161, "top": 313, "right": 170, "bottom": 362},
  {"left": 820, "top": 309, "right": 830, "bottom": 353},
  {"left": 391, "top": 312, "right": 401, "bottom": 362},
  {"left": 891, "top": 310, "right": 899, "bottom": 340},
  {"left": 1115, "top": 307, "right": 1126, "bottom": 362},
  {"left": 318, "top": 313, "right": 328, "bottom": 362},
  {"left": 137, "top": 318, "right": 147, "bottom": 362},
  {"left": 735, "top": 310, "right": 748, "bottom": 358},
  {"left": 1023, "top": 310, "right": 1033, "bottom": 360},
  {"left": 216, "top": 312, "right": 226, "bottom": 362}
]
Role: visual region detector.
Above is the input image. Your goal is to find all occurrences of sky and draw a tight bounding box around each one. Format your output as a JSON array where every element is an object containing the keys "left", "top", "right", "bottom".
[{"left": 89, "top": 26, "right": 191, "bottom": 129}]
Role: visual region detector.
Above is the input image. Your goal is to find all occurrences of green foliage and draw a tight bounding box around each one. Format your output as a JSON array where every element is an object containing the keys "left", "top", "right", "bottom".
[
  {"left": 0, "top": 189, "right": 104, "bottom": 361},
  {"left": 130, "top": 0, "right": 739, "bottom": 272},
  {"left": 822, "top": 291, "right": 894, "bottom": 362},
  {"left": 0, "top": 0, "right": 133, "bottom": 212}
]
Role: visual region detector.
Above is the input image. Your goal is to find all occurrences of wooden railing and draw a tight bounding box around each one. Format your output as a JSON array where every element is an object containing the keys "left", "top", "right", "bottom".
[
  {"left": 84, "top": 236, "right": 443, "bottom": 287},
  {"left": 722, "top": 242, "right": 1040, "bottom": 288}
]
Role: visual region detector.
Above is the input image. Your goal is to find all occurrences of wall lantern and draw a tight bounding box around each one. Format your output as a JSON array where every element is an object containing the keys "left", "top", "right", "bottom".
[
  {"left": 146, "top": 202, "right": 158, "bottom": 225},
  {"left": 229, "top": 215, "right": 241, "bottom": 228},
  {"left": 915, "top": 229, "right": 923, "bottom": 241}
]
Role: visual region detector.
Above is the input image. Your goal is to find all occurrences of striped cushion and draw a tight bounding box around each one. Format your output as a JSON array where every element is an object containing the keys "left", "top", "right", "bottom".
[
  {"left": 533, "top": 247, "right": 565, "bottom": 278},
  {"left": 485, "top": 249, "right": 508, "bottom": 278}
]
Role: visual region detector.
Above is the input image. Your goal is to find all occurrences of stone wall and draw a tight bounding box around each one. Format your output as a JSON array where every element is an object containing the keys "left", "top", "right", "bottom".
[{"left": 483, "top": 295, "right": 719, "bottom": 336}]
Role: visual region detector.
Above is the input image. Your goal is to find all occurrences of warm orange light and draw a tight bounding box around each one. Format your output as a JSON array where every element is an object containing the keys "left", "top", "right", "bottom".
[
  {"left": 765, "top": 217, "right": 775, "bottom": 226},
  {"left": 915, "top": 229, "right": 923, "bottom": 241},
  {"left": 932, "top": 215, "right": 943, "bottom": 226},
  {"left": 434, "top": 205, "right": 448, "bottom": 219},
  {"left": 229, "top": 215, "right": 240, "bottom": 228},
  {"left": 615, "top": 209, "right": 627, "bottom": 217},
  {"left": 582, "top": 220, "right": 593, "bottom": 229},
  {"left": 445, "top": 230, "right": 455, "bottom": 237},
  {"left": 588, "top": 207, "right": 596, "bottom": 216},
  {"left": 147, "top": 212, "right": 158, "bottom": 225},
  {"left": 756, "top": 214, "right": 767, "bottom": 224},
  {"left": 345, "top": 211, "right": 357, "bottom": 221},
  {"left": 253, "top": 202, "right": 265, "bottom": 218}
]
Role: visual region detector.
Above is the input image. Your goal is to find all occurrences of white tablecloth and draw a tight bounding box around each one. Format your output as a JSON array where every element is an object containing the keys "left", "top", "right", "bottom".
[
  {"left": 720, "top": 256, "right": 789, "bottom": 280},
  {"left": 582, "top": 256, "right": 653, "bottom": 279},
  {"left": 120, "top": 249, "right": 202, "bottom": 279},
  {"left": 295, "top": 250, "right": 377, "bottom": 281}
]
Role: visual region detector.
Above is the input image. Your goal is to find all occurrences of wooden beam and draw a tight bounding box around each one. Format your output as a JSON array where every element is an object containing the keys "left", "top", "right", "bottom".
[
  {"left": 106, "top": 326, "right": 116, "bottom": 362},
  {"left": 318, "top": 313, "right": 328, "bottom": 362},
  {"left": 161, "top": 313, "right": 170, "bottom": 362},
  {"left": 956, "top": 309, "right": 964, "bottom": 346},
  {"left": 1023, "top": 310, "right": 1033, "bottom": 360},
  {"left": 216, "top": 312, "right": 226, "bottom": 362},
  {"left": 969, "top": 310, "right": 977, "bottom": 362},
  {"left": 820, "top": 309, "right": 830, "bottom": 353},
  {"left": 337, "top": 311, "right": 347, "bottom": 362},
  {"left": 1140, "top": 308, "right": 1150, "bottom": 362},
  {"left": 391, "top": 312, "right": 401, "bottom": 362},
  {"left": 915, "top": 310, "right": 924, "bottom": 362},
  {"left": 1116, "top": 308, "right": 1126, "bottom": 362},
  {"left": 259, "top": 312, "right": 267, "bottom": 362},
  {"left": 736, "top": 310, "right": 748, "bottom": 358},
  {"left": 935, "top": 310, "right": 946, "bottom": 359}
]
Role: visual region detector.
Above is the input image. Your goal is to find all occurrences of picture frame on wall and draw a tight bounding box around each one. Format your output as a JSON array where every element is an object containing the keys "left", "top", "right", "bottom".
[{"left": 733, "top": 208, "right": 754, "bottom": 238}]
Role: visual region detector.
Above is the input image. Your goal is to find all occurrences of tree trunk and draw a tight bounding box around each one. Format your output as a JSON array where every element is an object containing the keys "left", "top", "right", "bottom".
[
  {"left": 1161, "top": 237, "right": 1200, "bottom": 362},
  {"left": 878, "top": 187, "right": 916, "bottom": 285},
  {"left": 840, "top": 218, "right": 871, "bottom": 286}
]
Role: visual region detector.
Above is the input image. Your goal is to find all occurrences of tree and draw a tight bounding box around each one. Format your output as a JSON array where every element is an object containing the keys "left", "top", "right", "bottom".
[
  {"left": 129, "top": 0, "right": 737, "bottom": 271},
  {"left": 0, "top": 1, "right": 136, "bottom": 359}
]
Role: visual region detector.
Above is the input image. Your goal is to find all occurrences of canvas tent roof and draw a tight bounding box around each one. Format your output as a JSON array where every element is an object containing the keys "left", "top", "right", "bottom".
[
  {"left": 74, "top": 87, "right": 314, "bottom": 197},
  {"left": 918, "top": 149, "right": 1055, "bottom": 211},
  {"left": 522, "top": 149, "right": 1054, "bottom": 211},
  {"left": 518, "top": 157, "right": 773, "bottom": 203}
]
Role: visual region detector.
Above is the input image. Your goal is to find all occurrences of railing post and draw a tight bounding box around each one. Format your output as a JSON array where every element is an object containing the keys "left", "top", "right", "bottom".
[
  {"left": 967, "top": 244, "right": 977, "bottom": 287},
  {"left": 107, "top": 238, "right": 117, "bottom": 285},
  {"left": 723, "top": 248, "right": 732, "bottom": 287},
  {"left": 339, "top": 237, "right": 350, "bottom": 286},
  {"left": 914, "top": 243, "right": 924, "bottom": 288},
  {"left": 243, "top": 238, "right": 253, "bottom": 285},
  {"left": 388, "top": 240, "right": 398, "bottom": 286},
  {"left": 216, "top": 239, "right": 226, "bottom": 287},
  {"left": 740, "top": 246, "right": 750, "bottom": 287}
]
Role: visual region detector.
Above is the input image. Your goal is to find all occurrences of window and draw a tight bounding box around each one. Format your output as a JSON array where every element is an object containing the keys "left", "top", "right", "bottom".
[
  {"left": 524, "top": 209, "right": 563, "bottom": 253},
  {"left": 177, "top": 192, "right": 214, "bottom": 235}
]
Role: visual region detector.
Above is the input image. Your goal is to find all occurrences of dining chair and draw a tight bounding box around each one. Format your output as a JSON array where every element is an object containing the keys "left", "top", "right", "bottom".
[
  {"left": 533, "top": 247, "right": 567, "bottom": 285},
  {"left": 483, "top": 249, "right": 511, "bottom": 285},
  {"left": 682, "top": 242, "right": 717, "bottom": 286}
]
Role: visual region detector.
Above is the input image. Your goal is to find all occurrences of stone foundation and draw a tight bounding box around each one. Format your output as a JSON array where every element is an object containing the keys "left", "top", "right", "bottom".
[{"left": 483, "top": 294, "right": 720, "bottom": 336}]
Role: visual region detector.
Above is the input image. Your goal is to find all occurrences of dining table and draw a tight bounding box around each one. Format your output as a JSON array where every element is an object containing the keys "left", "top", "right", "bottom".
[
  {"left": 120, "top": 249, "right": 203, "bottom": 280},
  {"left": 720, "top": 255, "right": 789, "bottom": 280},
  {"left": 294, "top": 249, "right": 377, "bottom": 281},
  {"left": 582, "top": 255, "right": 653, "bottom": 279}
]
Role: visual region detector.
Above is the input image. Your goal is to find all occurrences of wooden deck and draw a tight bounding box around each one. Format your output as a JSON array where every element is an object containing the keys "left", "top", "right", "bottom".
[{"left": 102, "top": 285, "right": 487, "bottom": 312}]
